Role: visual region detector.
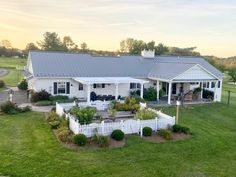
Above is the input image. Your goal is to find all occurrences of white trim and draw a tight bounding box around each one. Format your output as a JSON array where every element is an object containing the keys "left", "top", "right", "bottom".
[{"left": 73, "top": 77, "right": 149, "bottom": 84}]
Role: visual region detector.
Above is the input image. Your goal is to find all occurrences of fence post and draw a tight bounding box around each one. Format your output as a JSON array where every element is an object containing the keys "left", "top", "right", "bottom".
[
  {"left": 173, "top": 116, "right": 176, "bottom": 125},
  {"left": 137, "top": 119, "right": 141, "bottom": 134},
  {"left": 140, "top": 125, "right": 143, "bottom": 138},
  {"left": 155, "top": 117, "right": 158, "bottom": 132},
  {"left": 101, "top": 121, "right": 105, "bottom": 135}
]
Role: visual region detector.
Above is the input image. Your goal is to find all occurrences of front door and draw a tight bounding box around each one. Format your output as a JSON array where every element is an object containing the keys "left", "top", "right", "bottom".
[{"left": 78, "top": 83, "right": 85, "bottom": 99}]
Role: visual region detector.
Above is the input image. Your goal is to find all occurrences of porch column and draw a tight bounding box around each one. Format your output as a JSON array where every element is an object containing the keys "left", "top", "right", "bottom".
[
  {"left": 140, "top": 83, "right": 144, "bottom": 99},
  {"left": 87, "top": 84, "right": 91, "bottom": 103},
  {"left": 200, "top": 82, "right": 203, "bottom": 99},
  {"left": 115, "top": 83, "right": 119, "bottom": 100},
  {"left": 168, "top": 82, "right": 172, "bottom": 105},
  {"left": 156, "top": 80, "right": 160, "bottom": 101}
]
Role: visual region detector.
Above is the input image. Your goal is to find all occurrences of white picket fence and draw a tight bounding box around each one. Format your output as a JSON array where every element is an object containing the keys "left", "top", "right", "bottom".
[
  {"left": 56, "top": 102, "right": 175, "bottom": 137},
  {"left": 67, "top": 110, "right": 175, "bottom": 137}
]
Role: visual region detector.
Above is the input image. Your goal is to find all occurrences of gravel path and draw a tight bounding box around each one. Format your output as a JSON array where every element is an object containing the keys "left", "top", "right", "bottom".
[{"left": 0, "top": 68, "right": 8, "bottom": 77}]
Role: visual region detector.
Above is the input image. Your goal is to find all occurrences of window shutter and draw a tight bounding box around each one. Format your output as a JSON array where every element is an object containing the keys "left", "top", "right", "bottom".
[
  {"left": 53, "top": 82, "right": 57, "bottom": 95},
  {"left": 102, "top": 84, "right": 105, "bottom": 88},
  {"left": 93, "top": 84, "right": 96, "bottom": 88},
  {"left": 66, "top": 82, "right": 70, "bottom": 94}
]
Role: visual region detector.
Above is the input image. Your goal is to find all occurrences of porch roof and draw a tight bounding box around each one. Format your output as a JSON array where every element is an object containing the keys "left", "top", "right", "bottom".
[{"left": 72, "top": 77, "right": 149, "bottom": 84}]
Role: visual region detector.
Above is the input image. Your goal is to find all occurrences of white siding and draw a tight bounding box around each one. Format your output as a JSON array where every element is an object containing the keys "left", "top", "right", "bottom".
[{"left": 174, "top": 65, "right": 216, "bottom": 80}]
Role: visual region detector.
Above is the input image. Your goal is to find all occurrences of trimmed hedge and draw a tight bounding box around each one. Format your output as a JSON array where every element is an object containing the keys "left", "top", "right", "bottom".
[
  {"left": 18, "top": 79, "right": 28, "bottom": 90},
  {"left": 111, "top": 129, "right": 125, "bottom": 141},
  {"left": 173, "top": 124, "right": 190, "bottom": 134},
  {"left": 74, "top": 134, "right": 87, "bottom": 146},
  {"left": 35, "top": 100, "right": 52, "bottom": 106},
  {"left": 0, "top": 80, "right": 5, "bottom": 88},
  {"left": 143, "top": 127, "right": 152, "bottom": 136}
]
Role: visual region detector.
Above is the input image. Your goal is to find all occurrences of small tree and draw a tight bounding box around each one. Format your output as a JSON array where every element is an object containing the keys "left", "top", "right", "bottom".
[
  {"left": 228, "top": 68, "right": 236, "bottom": 83},
  {"left": 18, "top": 79, "right": 28, "bottom": 90}
]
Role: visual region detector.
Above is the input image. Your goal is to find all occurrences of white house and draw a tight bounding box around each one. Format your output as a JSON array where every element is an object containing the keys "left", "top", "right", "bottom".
[{"left": 25, "top": 50, "right": 224, "bottom": 105}]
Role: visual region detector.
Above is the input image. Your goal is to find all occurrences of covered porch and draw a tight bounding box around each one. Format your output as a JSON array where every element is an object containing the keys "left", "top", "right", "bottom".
[{"left": 73, "top": 77, "right": 149, "bottom": 103}]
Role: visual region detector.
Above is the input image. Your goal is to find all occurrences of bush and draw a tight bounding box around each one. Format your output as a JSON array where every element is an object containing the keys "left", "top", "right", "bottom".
[
  {"left": 159, "top": 89, "right": 165, "bottom": 98},
  {"left": 0, "top": 80, "right": 5, "bottom": 88},
  {"left": 93, "top": 134, "right": 109, "bottom": 147},
  {"left": 158, "top": 129, "right": 172, "bottom": 140},
  {"left": 35, "top": 100, "right": 52, "bottom": 106},
  {"left": 144, "top": 87, "right": 157, "bottom": 101},
  {"left": 49, "top": 95, "right": 69, "bottom": 101},
  {"left": 108, "top": 108, "right": 116, "bottom": 117},
  {"left": 172, "top": 124, "right": 190, "bottom": 134},
  {"left": 49, "top": 121, "right": 60, "bottom": 129},
  {"left": 58, "top": 129, "right": 70, "bottom": 142},
  {"left": 74, "top": 134, "right": 87, "bottom": 146},
  {"left": 30, "top": 90, "right": 51, "bottom": 103},
  {"left": 143, "top": 127, "right": 153, "bottom": 136},
  {"left": 76, "top": 107, "right": 96, "bottom": 124},
  {"left": 135, "top": 109, "right": 157, "bottom": 120},
  {"left": 69, "top": 106, "right": 80, "bottom": 115},
  {"left": 47, "top": 111, "right": 60, "bottom": 122},
  {"left": 18, "top": 79, "right": 28, "bottom": 90},
  {"left": 114, "top": 97, "right": 140, "bottom": 113},
  {"left": 19, "top": 106, "right": 31, "bottom": 113},
  {"left": 111, "top": 129, "right": 125, "bottom": 141},
  {"left": 0, "top": 101, "right": 18, "bottom": 114},
  {"left": 51, "top": 107, "right": 56, "bottom": 112}
]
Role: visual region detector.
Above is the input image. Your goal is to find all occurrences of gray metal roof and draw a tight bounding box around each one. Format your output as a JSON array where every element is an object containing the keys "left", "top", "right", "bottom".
[{"left": 28, "top": 51, "right": 223, "bottom": 80}]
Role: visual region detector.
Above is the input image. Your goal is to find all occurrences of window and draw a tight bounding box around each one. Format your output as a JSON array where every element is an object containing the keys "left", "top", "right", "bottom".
[
  {"left": 203, "top": 82, "right": 207, "bottom": 88},
  {"left": 79, "top": 83, "right": 83, "bottom": 90},
  {"left": 58, "top": 82, "right": 66, "bottom": 94},
  {"left": 130, "top": 83, "right": 141, "bottom": 90},
  {"left": 218, "top": 81, "right": 221, "bottom": 88},
  {"left": 53, "top": 82, "right": 70, "bottom": 95},
  {"left": 211, "top": 82, "right": 215, "bottom": 88},
  {"left": 93, "top": 84, "right": 105, "bottom": 88},
  {"left": 207, "top": 82, "right": 210, "bottom": 88}
]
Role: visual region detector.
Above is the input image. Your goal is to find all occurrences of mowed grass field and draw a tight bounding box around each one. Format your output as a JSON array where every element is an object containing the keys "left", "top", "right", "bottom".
[
  {"left": 0, "top": 82, "right": 236, "bottom": 177},
  {"left": 0, "top": 57, "right": 27, "bottom": 86}
]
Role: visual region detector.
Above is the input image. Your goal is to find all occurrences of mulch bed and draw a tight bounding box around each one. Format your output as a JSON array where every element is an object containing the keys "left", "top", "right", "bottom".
[
  {"left": 144, "top": 133, "right": 191, "bottom": 143},
  {"left": 52, "top": 129, "right": 126, "bottom": 150}
]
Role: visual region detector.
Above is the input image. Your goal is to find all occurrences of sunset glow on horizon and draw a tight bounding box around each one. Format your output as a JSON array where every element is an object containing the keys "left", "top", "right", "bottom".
[{"left": 0, "top": 0, "right": 236, "bottom": 57}]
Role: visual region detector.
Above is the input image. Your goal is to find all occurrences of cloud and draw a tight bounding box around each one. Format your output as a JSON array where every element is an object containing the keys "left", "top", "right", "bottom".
[{"left": 0, "top": 22, "right": 23, "bottom": 31}]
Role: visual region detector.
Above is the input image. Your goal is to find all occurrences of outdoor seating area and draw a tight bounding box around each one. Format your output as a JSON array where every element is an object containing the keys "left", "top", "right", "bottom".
[{"left": 90, "top": 91, "right": 125, "bottom": 101}]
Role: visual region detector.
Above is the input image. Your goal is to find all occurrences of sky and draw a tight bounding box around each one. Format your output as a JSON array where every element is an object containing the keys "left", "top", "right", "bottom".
[{"left": 0, "top": 0, "right": 236, "bottom": 57}]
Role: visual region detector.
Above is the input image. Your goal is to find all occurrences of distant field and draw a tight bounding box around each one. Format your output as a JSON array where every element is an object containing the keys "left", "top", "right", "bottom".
[
  {"left": 0, "top": 57, "right": 26, "bottom": 87},
  {"left": 0, "top": 57, "right": 27, "bottom": 69}
]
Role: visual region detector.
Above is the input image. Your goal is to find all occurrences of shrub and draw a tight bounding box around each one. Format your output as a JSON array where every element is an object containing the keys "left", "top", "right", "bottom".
[
  {"left": 51, "top": 107, "right": 56, "bottom": 112},
  {"left": 19, "top": 106, "right": 31, "bottom": 113},
  {"left": 47, "top": 111, "right": 60, "bottom": 122},
  {"left": 59, "top": 118, "right": 69, "bottom": 128},
  {"left": 69, "top": 106, "right": 80, "bottom": 115},
  {"left": 143, "top": 127, "right": 153, "bottom": 136},
  {"left": 30, "top": 90, "right": 51, "bottom": 103},
  {"left": 172, "top": 124, "right": 190, "bottom": 134},
  {"left": 158, "top": 129, "right": 172, "bottom": 140},
  {"left": 35, "top": 100, "right": 52, "bottom": 106},
  {"left": 76, "top": 107, "right": 96, "bottom": 124},
  {"left": 57, "top": 129, "right": 70, "bottom": 142},
  {"left": 49, "top": 95, "right": 69, "bottom": 101},
  {"left": 111, "top": 129, "right": 125, "bottom": 141},
  {"left": 114, "top": 97, "right": 140, "bottom": 113},
  {"left": 144, "top": 87, "right": 157, "bottom": 101},
  {"left": 135, "top": 109, "right": 157, "bottom": 120},
  {"left": 93, "top": 134, "right": 109, "bottom": 147},
  {"left": 49, "top": 121, "right": 60, "bottom": 129},
  {"left": 108, "top": 108, "right": 116, "bottom": 117},
  {"left": 159, "top": 89, "right": 165, "bottom": 98},
  {"left": 0, "top": 80, "right": 5, "bottom": 88},
  {"left": 18, "top": 79, "right": 28, "bottom": 90},
  {"left": 74, "top": 134, "right": 87, "bottom": 146},
  {"left": 0, "top": 101, "right": 18, "bottom": 114}
]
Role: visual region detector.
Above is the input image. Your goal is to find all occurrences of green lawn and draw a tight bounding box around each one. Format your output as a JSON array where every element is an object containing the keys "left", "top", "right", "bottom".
[
  {"left": 0, "top": 57, "right": 26, "bottom": 86},
  {"left": 0, "top": 84, "right": 236, "bottom": 177},
  {"left": 0, "top": 57, "right": 26, "bottom": 69}
]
